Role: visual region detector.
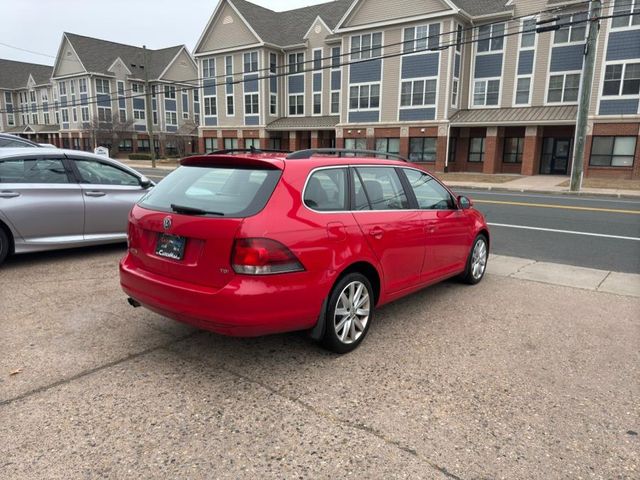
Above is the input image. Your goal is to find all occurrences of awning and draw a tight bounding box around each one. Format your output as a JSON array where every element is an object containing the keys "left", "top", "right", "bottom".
[
  {"left": 267, "top": 115, "right": 339, "bottom": 131},
  {"left": 450, "top": 105, "right": 578, "bottom": 126}
]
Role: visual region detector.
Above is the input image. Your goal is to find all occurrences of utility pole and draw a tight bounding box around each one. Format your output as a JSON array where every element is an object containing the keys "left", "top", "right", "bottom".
[
  {"left": 142, "top": 45, "right": 156, "bottom": 168},
  {"left": 570, "top": 0, "right": 601, "bottom": 192}
]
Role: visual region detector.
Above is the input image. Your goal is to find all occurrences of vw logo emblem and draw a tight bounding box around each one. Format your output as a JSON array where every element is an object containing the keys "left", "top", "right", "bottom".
[{"left": 163, "top": 216, "right": 172, "bottom": 230}]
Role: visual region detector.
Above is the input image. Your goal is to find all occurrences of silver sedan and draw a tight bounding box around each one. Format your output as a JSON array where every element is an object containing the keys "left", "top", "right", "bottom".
[{"left": 0, "top": 147, "right": 154, "bottom": 265}]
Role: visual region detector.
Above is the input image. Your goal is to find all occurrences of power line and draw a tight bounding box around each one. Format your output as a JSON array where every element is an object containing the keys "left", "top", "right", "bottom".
[{"left": 2, "top": 4, "right": 635, "bottom": 117}]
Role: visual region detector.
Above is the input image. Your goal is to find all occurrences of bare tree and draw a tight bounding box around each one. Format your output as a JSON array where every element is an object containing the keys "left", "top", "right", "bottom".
[{"left": 87, "top": 112, "right": 134, "bottom": 155}]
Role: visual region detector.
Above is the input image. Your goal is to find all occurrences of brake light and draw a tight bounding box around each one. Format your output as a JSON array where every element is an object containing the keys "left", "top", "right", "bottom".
[{"left": 231, "top": 238, "right": 304, "bottom": 275}]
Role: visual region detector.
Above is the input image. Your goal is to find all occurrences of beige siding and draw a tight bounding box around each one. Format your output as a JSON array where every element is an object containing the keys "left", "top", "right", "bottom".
[
  {"left": 54, "top": 38, "right": 85, "bottom": 77},
  {"left": 531, "top": 30, "right": 552, "bottom": 106},
  {"left": 501, "top": 20, "right": 519, "bottom": 107},
  {"left": 344, "top": 0, "right": 450, "bottom": 28},
  {"left": 381, "top": 27, "right": 401, "bottom": 123},
  {"left": 198, "top": 2, "right": 259, "bottom": 54},
  {"left": 162, "top": 49, "right": 198, "bottom": 83},
  {"left": 307, "top": 19, "right": 332, "bottom": 117},
  {"left": 589, "top": 3, "right": 612, "bottom": 116}
]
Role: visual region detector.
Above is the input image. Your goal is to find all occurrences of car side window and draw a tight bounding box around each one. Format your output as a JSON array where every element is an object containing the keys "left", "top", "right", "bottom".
[
  {"left": 304, "top": 168, "right": 348, "bottom": 211},
  {"left": 75, "top": 160, "right": 140, "bottom": 186},
  {"left": 403, "top": 168, "right": 455, "bottom": 210},
  {"left": 0, "top": 157, "right": 70, "bottom": 184},
  {"left": 0, "top": 138, "right": 31, "bottom": 148},
  {"left": 353, "top": 171, "right": 371, "bottom": 211},
  {"left": 355, "top": 167, "right": 410, "bottom": 210}
]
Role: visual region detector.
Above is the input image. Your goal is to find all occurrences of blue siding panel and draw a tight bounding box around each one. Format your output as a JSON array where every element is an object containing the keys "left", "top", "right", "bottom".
[
  {"left": 204, "top": 117, "right": 218, "bottom": 126},
  {"left": 62, "top": 123, "right": 69, "bottom": 130},
  {"left": 550, "top": 45, "right": 584, "bottom": 72},
  {"left": 203, "top": 78, "right": 216, "bottom": 96},
  {"left": 270, "top": 76, "right": 277, "bottom": 93},
  {"left": 599, "top": 99, "right": 639, "bottom": 115},
  {"left": 166, "top": 125, "right": 178, "bottom": 133},
  {"left": 518, "top": 50, "right": 534, "bottom": 75},
  {"left": 133, "top": 98, "right": 145, "bottom": 110},
  {"left": 313, "top": 73, "right": 322, "bottom": 92},
  {"left": 606, "top": 30, "right": 640, "bottom": 61},
  {"left": 80, "top": 94, "right": 88, "bottom": 106},
  {"left": 194, "top": 103, "right": 200, "bottom": 114},
  {"left": 331, "top": 71, "right": 341, "bottom": 90},
  {"left": 350, "top": 59, "right": 382, "bottom": 83},
  {"left": 165, "top": 99, "right": 176, "bottom": 111},
  {"left": 244, "top": 74, "right": 259, "bottom": 93},
  {"left": 118, "top": 98, "right": 126, "bottom": 109},
  {"left": 401, "top": 54, "right": 439, "bottom": 79},
  {"left": 399, "top": 108, "right": 436, "bottom": 121},
  {"left": 474, "top": 54, "right": 503, "bottom": 78},
  {"left": 97, "top": 94, "right": 110, "bottom": 107},
  {"left": 454, "top": 55, "right": 460, "bottom": 77},
  {"left": 245, "top": 115, "right": 259, "bottom": 126},
  {"left": 134, "top": 124, "right": 146, "bottom": 132},
  {"left": 226, "top": 79, "right": 233, "bottom": 94},
  {"left": 182, "top": 95, "right": 188, "bottom": 112},
  {"left": 348, "top": 110, "right": 379, "bottom": 123},
  {"left": 60, "top": 97, "right": 68, "bottom": 108},
  {"left": 152, "top": 99, "right": 157, "bottom": 110},
  {"left": 289, "top": 75, "right": 304, "bottom": 94}
]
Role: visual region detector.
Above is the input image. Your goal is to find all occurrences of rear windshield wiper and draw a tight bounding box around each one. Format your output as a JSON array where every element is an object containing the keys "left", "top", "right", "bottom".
[{"left": 170, "top": 204, "right": 224, "bottom": 216}]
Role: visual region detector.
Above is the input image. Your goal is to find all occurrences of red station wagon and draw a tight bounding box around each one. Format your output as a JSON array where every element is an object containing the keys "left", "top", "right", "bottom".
[{"left": 120, "top": 148, "right": 489, "bottom": 353}]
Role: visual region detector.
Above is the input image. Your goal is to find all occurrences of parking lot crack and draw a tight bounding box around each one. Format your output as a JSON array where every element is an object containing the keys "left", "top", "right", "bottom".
[{"left": 219, "top": 364, "right": 464, "bottom": 480}]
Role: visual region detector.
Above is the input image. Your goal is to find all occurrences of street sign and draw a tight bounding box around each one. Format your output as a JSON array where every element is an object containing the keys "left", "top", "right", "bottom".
[{"left": 94, "top": 146, "right": 109, "bottom": 157}]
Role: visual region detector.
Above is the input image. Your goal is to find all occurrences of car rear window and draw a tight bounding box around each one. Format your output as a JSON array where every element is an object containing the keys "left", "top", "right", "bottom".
[{"left": 139, "top": 165, "right": 281, "bottom": 217}]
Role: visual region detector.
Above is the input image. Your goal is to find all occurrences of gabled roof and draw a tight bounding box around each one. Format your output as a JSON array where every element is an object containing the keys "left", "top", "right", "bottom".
[
  {"left": 62, "top": 33, "right": 186, "bottom": 79},
  {"left": 0, "top": 59, "right": 53, "bottom": 89},
  {"left": 230, "top": 0, "right": 353, "bottom": 46},
  {"left": 450, "top": 0, "right": 511, "bottom": 17}
]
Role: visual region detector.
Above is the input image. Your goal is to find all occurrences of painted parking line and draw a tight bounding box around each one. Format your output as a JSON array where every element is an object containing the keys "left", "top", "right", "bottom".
[
  {"left": 455, "top": 190, "right": 640, "bottom": 205},
  {"left": 488, "top": 223, "right": 640, "bottom": 241},
  {"left": 475, "top": 199, "right": 640, "bottom": 215}
]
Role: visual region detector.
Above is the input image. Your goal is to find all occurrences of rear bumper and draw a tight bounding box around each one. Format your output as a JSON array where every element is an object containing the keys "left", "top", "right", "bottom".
[{"left": 119, "top": 254, "right": 324, "bottom": 337}]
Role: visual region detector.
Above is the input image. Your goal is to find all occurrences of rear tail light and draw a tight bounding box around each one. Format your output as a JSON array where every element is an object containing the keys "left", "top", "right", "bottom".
[{"left": 231, "top": 238, "right": 304, "bottom": 275}]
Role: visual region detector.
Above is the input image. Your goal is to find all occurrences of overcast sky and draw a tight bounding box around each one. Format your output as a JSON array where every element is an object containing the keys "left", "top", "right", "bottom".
[{"left": 1, "top": 0, "right": 332, "bottom": 65}]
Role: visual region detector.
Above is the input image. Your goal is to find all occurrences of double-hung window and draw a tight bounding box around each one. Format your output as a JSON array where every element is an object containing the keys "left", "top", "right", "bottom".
[
  {"left": 243, "top": 52, "right": 258, "bottom": 73},
  {"left": 225, "top": 55, "right": 234, "bottom": 116},
  {"left": 288, "top": 53, "right": 304, "bottom": 74},
  {"left": 514, "top": 18, "right": 536, "bottom": 106},
  {"left": 350, "top": 32, "right": 382, "bottom": 60},
  {"left": 204, "top": 96, "right": 217, "bottom": 116},
  {"left": 603, "top": 63, "right": 640, "bottom": 96},
  {"left": 95, "top": 79, "right": 109, "bottom": 94},
  {"left": 400, "top": 79, "right": 437, "bottom": 107},
  {"left": 611, "top": 0, "right": 640, "bottom": 28},
  {"left": 403, "top": 23, "right": 440, "bottom": 53},
  {"left": 164, "top": 85, "right": 176, "bottom": 99},
  {"left": 554, "top": 13, "right": 588, "bottom": 44},
  {"left": 244, "top": 93, "right": 258, "bottom": 114},
  {"left": 547, "top": 73, "right": 580, "bottom": 103},
  {"left": 349, "top": 84, "right": 380, "bottom": 110},
  {"left": 473, "top": 79, "right": 500, "bottom": 106},
  {"left": 288, "top": 95, "right": 304, "bottom": 115},
  {"left": 477, "top": 23, "right": 505, "bottom": 53}
]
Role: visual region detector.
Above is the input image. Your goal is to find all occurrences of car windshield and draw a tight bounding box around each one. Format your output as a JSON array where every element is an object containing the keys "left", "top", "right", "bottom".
[{"left": 139, "top": 165, "right": 281, "bottom": 218}]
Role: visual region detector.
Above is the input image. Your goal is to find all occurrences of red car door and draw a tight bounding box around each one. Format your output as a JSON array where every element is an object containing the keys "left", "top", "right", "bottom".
[
  {"left": 401, "top": 168, "right": 472, "bottom": 282},
  {"left": 351, "top": 166, "right": 425, "bottom": 293}
]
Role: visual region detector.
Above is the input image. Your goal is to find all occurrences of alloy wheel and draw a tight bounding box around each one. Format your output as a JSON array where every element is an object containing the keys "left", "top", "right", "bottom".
[
  {"left": 333, "top": 281, "right": 370, "bottom": 344},
  {"left": 471, "top": 238, "right": 487, "bottom": 280}
]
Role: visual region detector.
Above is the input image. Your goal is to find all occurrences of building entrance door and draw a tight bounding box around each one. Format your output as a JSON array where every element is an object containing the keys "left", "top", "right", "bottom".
[{"left": 540, "top": 137, "right": 572, "bottom": 175}]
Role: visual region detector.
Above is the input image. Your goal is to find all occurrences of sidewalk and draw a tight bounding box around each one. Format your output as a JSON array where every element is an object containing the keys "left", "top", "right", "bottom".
[
  {"left": 439, "top": 173, "right": 640, "bottom": 198},
  {"left": 488, "top": 254, "right": 640, "bottom": 297}
]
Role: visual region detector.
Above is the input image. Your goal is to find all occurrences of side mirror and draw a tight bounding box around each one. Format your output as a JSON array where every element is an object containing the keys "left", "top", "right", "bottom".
[
  {"left": 139, "top": 176, "right": 153, "bottom": 189},
  {"left": 458, "top": 195, "right": 472, "bottom": 210}
]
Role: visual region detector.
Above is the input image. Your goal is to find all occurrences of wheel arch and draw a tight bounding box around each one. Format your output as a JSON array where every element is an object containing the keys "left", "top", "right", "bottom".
[{"left": 0, "top": 218, "right": 15, "bottom": 255}]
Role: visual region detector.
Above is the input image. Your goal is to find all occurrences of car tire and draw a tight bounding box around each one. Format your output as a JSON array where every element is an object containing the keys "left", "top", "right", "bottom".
[
  {"left": 0, "top": 227, "right": 9, "bottom": 266},
  {"left": 321, "top": 273, "right": 374, "bottom": 354},
  {"left": 460, "top": 234, "right": 488, "bottom": 285}
]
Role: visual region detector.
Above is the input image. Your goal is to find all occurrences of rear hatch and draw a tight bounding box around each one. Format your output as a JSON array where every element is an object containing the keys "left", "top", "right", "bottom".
[{"left": 127, "top": 155, "right": 283, "bottom": 288}]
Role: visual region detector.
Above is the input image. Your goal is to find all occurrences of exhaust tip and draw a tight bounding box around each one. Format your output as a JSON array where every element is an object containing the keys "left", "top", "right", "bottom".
[{"left": 127, "top": 297, "right": 142, "bottom": 308}]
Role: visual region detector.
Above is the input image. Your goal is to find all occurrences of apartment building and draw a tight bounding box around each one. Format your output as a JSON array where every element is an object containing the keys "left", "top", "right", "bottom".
[
  {"left": 0, "top": 33, "right": 201, "bottom": 156},
  {"left": 194, "top": 0, "right": 640, "bottom": 179}
]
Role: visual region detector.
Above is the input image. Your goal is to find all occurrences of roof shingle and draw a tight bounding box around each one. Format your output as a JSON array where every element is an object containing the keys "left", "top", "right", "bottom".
[{"left": 0, "top": 59, "right": 53, "bottom": 89}]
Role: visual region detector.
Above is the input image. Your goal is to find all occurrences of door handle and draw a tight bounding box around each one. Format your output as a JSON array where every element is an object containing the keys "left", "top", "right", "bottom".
[
  {"left": 369, "top": 226, "right": 384, "bottom": 240},
  {"left": 0, "top": 191, "right": 20, "bottom": 198},
  {"left": 84, "top": 191, "right": 106, "bottom": 197}
]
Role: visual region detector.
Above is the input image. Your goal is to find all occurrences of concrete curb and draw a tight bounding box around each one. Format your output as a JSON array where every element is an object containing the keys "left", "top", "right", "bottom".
[{"left": 487, "top": 254, "right": 640, "bottom": 298}]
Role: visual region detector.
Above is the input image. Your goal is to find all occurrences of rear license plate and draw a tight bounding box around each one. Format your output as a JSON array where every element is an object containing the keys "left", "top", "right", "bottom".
[{"left": 156, "top": 234, "right": 186, "bottom": 260}]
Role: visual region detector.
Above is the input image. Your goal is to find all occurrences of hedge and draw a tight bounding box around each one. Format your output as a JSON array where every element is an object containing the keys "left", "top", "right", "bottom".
[{"left": 128, "top": 153, "right": 152, "bottom": 160}]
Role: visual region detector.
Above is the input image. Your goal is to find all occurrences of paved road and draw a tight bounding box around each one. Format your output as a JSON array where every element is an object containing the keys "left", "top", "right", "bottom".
[
  {"left": 136, "top": 166, "right": 640, "bottom": 274},
  {"left": 453, "top": 189, "right": 640, "bottom": 274},
  {"left": 1, "top": 248, "right": 638, "bottom": 479}
]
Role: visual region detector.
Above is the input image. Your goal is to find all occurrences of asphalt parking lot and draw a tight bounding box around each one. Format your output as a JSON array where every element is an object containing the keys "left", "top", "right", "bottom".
[{"left": 1, "top": 246, "right": 638, "bottom": 479}]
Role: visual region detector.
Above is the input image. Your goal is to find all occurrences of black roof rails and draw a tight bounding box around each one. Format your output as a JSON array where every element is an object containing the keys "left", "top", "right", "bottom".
[
  {"left": 207, "top": 147, "right": 291, "bottom": 155},
  {"left": 286, "top": 148, "right": 408, "bottom": 162}
]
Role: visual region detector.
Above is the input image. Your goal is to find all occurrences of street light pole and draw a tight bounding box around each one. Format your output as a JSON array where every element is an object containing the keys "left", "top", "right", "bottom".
[
  {"left": 570, "top": 0, "right": 601, "bottom": 192},
  {"left": 142, "top": 45, "right": 156, "bottom": 168}
]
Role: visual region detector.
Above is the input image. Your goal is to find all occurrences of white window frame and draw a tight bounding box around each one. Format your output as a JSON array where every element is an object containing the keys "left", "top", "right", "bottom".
[
  {"left": 225, "top": 55, "right": 235, "bottom": 117},
  {"left": 204, "top": 96, "right": 217, "bottom": 117},
  {"left": 270, "top": 93, "right": 277, "bottom": 116},
  {"left": 243, "top": 51, "right": 258, "bottom": 73},
  {"left": 164, "top": 85, "right": 176, "bottom": 99},
  {"left": 553, "top": 13, "right": 588, "bottom": 45},
  {"left": 165, "top": 111, "right": 177, "bottom": 126},
  {"left": 79, "top": 78, "right": 87, "bottom": 93},
  {"left": 601, "top": 61, "right": 640, "bottom": 99},
  {"left": 61, "top": 108, "right": 69, "bottom": 123},
  {"left": 59, "top": 81, "right": 67, "bottom": 96},
  {"left": 81, "top": 107, "right": 89, "bottom": 122},
  {"left": 546, "top": 71, "right": 581, "bottom": 104},
  {"left": 350, "top": 32, "right": 383, "bottom": 60},
  {"left": 244, "top": 93, "right": 259, "bottom": 115},
  {"left": 348, "top": 82, "right": 381, "bottom": 112},
  {"left": 312, "top": 48, "right": 323, "bottom": 71},
  {"left": 288, "top": 94, "right": 304, "bottom": 116},
  {"left": 399, "top": 77, "right": 437, "bottom": 110},
  {"left": 472, "top": 78, "right": 501, "bottom": 107},
  {"left": 203, "top": 58, "right": 215, "bottom": 78},
  {"left": 288, "top": 52, "right": 305, "bottom": 74},
  {"left": 313, "top": 92, "right": 322, "bottom": 116},
  {"left": 402, "top": 23, "right": 440, "bottom": 54},
  {"left": 476, "top": 23, "right": 505, "bottom": 54},
  {"left": 95, "top": 79, "right": 109, "bottom": 94},
  {"left": 72, "top": 108, "right": 78, "bottom": 123},
  {"left": 513, "top": 17, "right": 538, "bottom": 107},
  {"left": 610, "top": 0, "right": 640, "bottom": 30},
  {"left": 182, "top": 90, "right": 189, "bottom": 119},
  {"left": 331, "top": 46, "right": 341, "bottom": 115},
  {"left": 514, "top": 76, "right": 533, "bottom": 106},
  {"left": 451, "top": 23, "right": 463, "bottom": 109}
]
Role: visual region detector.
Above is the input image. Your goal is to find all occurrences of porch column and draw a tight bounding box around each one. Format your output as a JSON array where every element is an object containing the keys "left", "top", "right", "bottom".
[
  {"left": 521, "top": 126, "right": 541, "bottom": 176},
  {"left": 289, "top": 131, "right": 299, "bottom": 151},
  {"left": 435, "top": 126, "right": 447, "bottom": 172},
  {"left": 259, "top": 130, "right": 269, "bottom": 150},
  {"left": 335, "top": 128, "right": 344, "bottom": 149},
  {"left": 482, "top": 127, "right": 501, "bottom": 174},
  {"left": 310, "top": 130, "right": 319, "bottom": 149}
]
